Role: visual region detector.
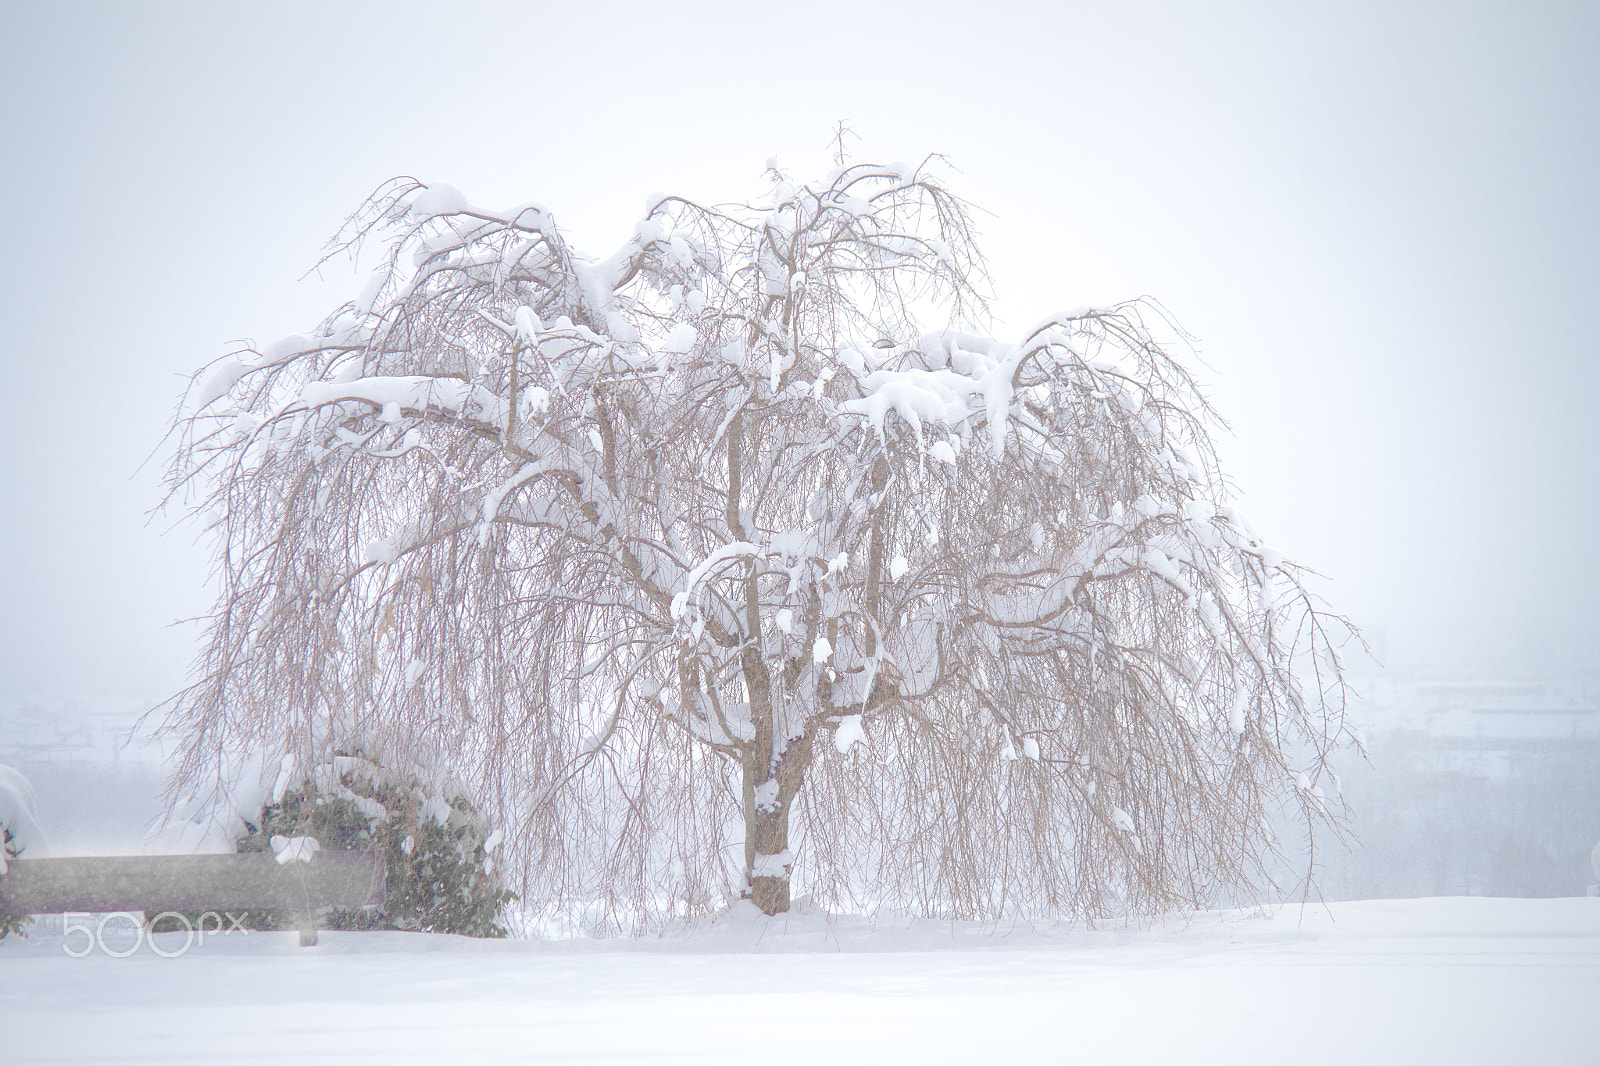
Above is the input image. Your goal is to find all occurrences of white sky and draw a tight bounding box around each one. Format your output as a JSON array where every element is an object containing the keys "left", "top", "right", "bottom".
[{"left": 2, "top": 0, "right": 1596, "bottom": 707}]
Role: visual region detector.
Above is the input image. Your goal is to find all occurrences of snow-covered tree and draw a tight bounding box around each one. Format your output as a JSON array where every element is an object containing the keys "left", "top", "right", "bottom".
[{"left": 161, "top": 158, "right": 1358, "bottom": 925}]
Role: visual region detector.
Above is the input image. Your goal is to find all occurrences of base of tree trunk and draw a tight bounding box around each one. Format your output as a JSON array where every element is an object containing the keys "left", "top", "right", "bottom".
[{"left": 747, "top": 876, "right": 790, "bottom": 915}]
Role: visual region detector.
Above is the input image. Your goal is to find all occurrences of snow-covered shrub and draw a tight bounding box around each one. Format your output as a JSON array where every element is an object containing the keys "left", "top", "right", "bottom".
[
  {"left": 0, "top": 764, "right": 48, "bottom": 940},
  {"left": 0, "top": 814, "right": 31, "bottom": 939},
  {"left": 220, "top": 754, "right": 512, "bottom": 937}
]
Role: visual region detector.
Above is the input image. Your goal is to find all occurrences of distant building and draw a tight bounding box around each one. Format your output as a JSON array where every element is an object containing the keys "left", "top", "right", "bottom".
[{"left": 1319, "top": 670, "right": 1600, "bottom": 900}]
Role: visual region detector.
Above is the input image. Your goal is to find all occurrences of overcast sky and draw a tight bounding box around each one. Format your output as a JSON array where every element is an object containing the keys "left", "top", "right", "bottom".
[{"left": 2, "top": 0, "right": 1596, "bottom": 712}]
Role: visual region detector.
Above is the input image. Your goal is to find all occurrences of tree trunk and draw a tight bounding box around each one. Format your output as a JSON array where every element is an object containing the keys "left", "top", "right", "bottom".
[
  {"left": 726, "top": 399, "right": 809, "bottom": 916},
  {"left": 744, "top": 733, "right": 814, "bottom": 915}
]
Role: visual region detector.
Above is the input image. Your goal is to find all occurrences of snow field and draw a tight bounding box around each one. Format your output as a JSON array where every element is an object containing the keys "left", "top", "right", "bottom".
[{"left": 2, "top": 897, "right": 1596, "bottom": 1064}]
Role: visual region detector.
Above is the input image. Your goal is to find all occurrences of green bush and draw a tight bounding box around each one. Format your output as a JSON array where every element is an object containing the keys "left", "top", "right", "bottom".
[{"left": 152, "top": 755, "right": 514, "bottom": 937}]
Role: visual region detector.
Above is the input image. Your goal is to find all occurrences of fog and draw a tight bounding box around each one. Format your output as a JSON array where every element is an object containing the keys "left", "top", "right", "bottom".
[{"left": 2, "top": 0, "right": 1596, "bottom": 709}]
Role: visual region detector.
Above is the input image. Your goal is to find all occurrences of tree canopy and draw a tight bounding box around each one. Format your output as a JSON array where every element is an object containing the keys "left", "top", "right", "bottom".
[{"left": 162, "top": 158, "right": 1359, "bottom": 927}]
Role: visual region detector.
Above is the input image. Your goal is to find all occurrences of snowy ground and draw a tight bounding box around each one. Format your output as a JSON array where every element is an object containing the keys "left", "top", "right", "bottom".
[
  {"left": 4, "top": 684, "right": 1598, "bottom": 1062},
  {"left": 2, "top": 896, "right": 1596, "bottom": 1064}
]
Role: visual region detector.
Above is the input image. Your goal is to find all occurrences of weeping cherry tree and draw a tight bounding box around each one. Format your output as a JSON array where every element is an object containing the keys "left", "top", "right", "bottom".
[{"left": 162, "top": 158, "right": 1359, "bottom": 924}]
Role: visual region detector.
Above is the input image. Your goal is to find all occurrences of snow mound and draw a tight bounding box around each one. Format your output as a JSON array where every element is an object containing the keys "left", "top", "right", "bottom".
[{"left": 270, "top": 834, "right": 320, "bottom": 864}]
